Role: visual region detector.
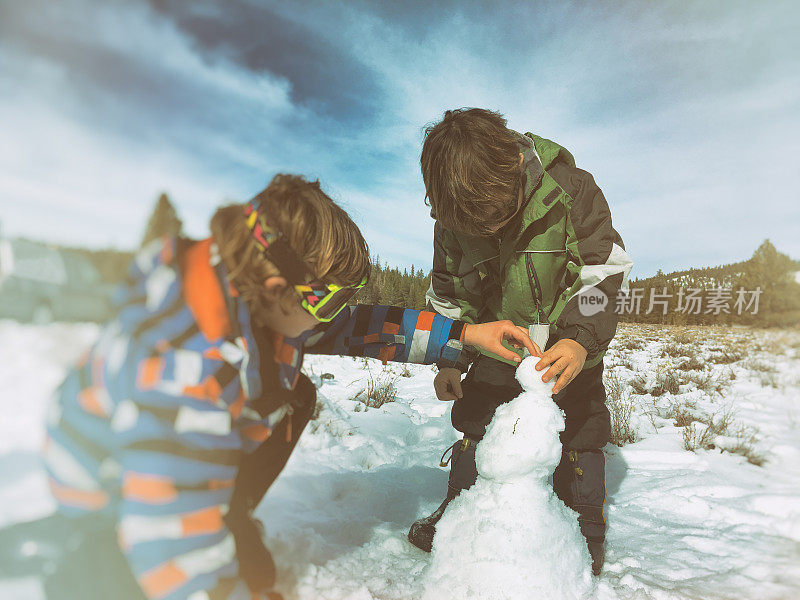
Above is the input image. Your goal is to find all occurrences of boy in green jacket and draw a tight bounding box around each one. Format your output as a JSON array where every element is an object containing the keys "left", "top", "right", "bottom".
[{"left": 407, "top": 108, "right": 633, "bottom": 575}]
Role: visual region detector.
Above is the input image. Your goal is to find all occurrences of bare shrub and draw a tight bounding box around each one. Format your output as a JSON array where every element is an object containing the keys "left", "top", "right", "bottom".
[
  {"left": 747, "top": 359, "right": 777, "bottom": 373},
  {"left": 682, "top": 409, "right": 736, "bottom": 452},
  {"left": 604, "top": 370, "right": 636, "bottom": 446},
  {"left": 661, "top": 342, "right": 693, "bottom": 358},
  {"left": 642, "top": 408, "right": 660, "bottom": 432},
  {"left": 604, "top": 369, "right": 623, "bottom": 401},
  {"left": 708, "top": 346, "right": 743, "bottom": 364},
  {"left": 630, "top": 374, "right": 649, "bottom": 395},
  {"left": 759, "top": 337, "right": 789, "bottom": 355},
  {"left": 677, "top": 355, "right": 705, "bottom": 371},
  {"left": 399, "top": 364, "right": 413, "bottom": 378},
  {"left": 671, "top": 328, "right": 696, "bottom": 345},
  {"left": 759, "top": 372, "right": 779, "bottom": 388},
  {"left": 667, "top": 401, "right": 697, "bottom": 427},
  {"left": 307, "top": 401, "right": 358, "bottom": 437},
  {"left": 725, "top": 425, "right": 766, "bottom": 466},
  {"left": 687, "top": 370, "right": 727, "bottom": 395},
  {"left": 651, "top": 370, "right": 682, "bottom": 396},
  {"left": 352, "top": 371, "right": 399, "bottom": 408},
  {"left": 617, "top": 337, "right": 645, "bottom": 351}
]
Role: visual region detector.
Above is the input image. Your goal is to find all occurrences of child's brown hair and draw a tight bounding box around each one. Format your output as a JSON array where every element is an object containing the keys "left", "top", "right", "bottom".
[
  {"left": 421, "top": 108, "right": 521, "bottom": 236},
  {"left": 210, "top": 174, "right": 370, "bottom": 318}
]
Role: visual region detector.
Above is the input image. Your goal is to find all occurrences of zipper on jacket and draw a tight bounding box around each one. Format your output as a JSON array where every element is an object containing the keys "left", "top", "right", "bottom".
[{"left": 525, "top": 252, "right": 549, "bottom": 326}]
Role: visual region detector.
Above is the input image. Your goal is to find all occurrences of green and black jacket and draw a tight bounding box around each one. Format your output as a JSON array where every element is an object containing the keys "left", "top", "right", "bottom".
[{"left": 428, "top": 132, "right": 633, "bottom": 372}]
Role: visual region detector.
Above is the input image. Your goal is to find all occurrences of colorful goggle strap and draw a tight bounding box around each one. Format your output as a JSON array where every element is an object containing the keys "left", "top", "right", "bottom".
[
  {"left": 295, "top": 276, "right": 367, "bottom": 322},
  {"left": 244, "top": 199, "right": 311, "bottom": 286},
  {"left": 244, "top": 199, "right": 366, "bottom": 322}
]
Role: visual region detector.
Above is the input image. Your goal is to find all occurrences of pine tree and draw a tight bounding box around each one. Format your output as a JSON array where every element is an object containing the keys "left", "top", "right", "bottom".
[
  {"left": 737, "top": 240, "right": 800, "bottom": 326},
  {"left": 140, "top": 193, "right": 183, "bottom": 248}
]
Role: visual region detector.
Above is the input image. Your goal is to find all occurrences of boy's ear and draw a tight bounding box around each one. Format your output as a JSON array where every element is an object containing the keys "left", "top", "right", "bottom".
[
  {"left": 263, "top": 276, "right": 289, "bottom": 301},
  {"left": 518, "top": 152, "right": 524, "bottom": 166}
]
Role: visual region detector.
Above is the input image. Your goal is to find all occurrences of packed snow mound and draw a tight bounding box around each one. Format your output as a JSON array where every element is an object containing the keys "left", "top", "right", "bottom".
[
  {"left": 514, "top": 355, "right": 551, "bottom": 391},
  {"left": 423, "top": 356, "right": 595, "bottom": 600},
  {"left": 477, "top": 356, "right": 562, "bottom": 481}
]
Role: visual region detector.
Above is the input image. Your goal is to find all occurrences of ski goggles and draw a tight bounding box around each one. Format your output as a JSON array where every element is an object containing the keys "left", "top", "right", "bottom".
[
  {"left": 244, "top": 200, "right": 366, "bottom": 322},
  {"left": 294, "top": 277, "right": 367, "bottom": 322}
]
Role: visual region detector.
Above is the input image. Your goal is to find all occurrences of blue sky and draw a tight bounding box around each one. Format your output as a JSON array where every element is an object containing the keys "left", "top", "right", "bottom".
[{"left": 1, "top": 0, "right": 798, "bottom": 278}]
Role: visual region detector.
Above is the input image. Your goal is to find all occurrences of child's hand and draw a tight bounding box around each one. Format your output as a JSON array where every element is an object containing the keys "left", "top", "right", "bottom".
[
  {"left": 534, "top": 338, "right": 587, "bottom": 394},
  {"left": 463, "top": 321, "right": 541, "bottom": 363},
  {"left": 434, "top": 367, "right": 463, "bottom": 401}
]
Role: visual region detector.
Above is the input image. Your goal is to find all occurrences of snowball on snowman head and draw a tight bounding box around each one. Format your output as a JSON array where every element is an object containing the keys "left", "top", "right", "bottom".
[{"left": 475, "top": 356, "right": 566, "bottom": 482}]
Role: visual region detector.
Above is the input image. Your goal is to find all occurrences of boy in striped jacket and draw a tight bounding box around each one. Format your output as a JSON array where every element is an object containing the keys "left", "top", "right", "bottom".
[{"left": 41, "top": 174, "right": 536, "bottom": 600}]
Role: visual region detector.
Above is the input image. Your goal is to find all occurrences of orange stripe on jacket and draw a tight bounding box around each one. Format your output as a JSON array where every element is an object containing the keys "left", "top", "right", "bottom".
[
  {"left": 137, "top": 357, "right": 165, "bottom": 390},
  {"left": 382, "top": 321, "right": 400, "bottom": 335},
  {"left": 122, "top": 472, "right": 178, "bottom": 504},
  {"left": 416, "top": 311, "right": 435, "bottom": 332},
  {"left": 139, "top": 561, "right": 188, "bottom": 599},
  {"left": 208, "top": 478, "right": 235, "bottom": 490},
  {"left": 203, "top": 346, "right": 225, "bottom": 361},
  {"left": 182, "top": 238, "right": 232, "bottom": 343},
  {"left": 181, "top": 505, "right": 224, "bottom": 537},
  {"left": 242, "top": 424, "right": 272, "bottom": 443},
  {"left": 183, "top": 375, "right": 223, "bottom": 402},
  {"left": 273, "top": 336, "right": 297, "bottom": 364},
  {"left": 229, "top": 390, "right": 247, "bottom": 419},
  {"left": 77, "top": 386, "right": 108, "bottom": 418},
  {"left": 48, "top": 478, "right": 109, "bottom": 511},
  {"left": 378, "top": 344, "right": 397, "bottom": 365}
]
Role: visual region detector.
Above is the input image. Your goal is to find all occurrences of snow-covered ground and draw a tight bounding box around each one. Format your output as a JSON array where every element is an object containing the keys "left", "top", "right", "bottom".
[{"left": 1, "top": 320, "right": 799, "bottom": 599}]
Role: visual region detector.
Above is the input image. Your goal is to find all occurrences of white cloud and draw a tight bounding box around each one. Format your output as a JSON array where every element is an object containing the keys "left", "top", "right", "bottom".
[
  {"left": 1, "top": 0, "right": 798, "bottom": 278},
  {"left": 316, "top": 3, "right": 798, "bottom": 271},
  {"left": 0, "top": 1, "right": 304, "bottom": 248}
]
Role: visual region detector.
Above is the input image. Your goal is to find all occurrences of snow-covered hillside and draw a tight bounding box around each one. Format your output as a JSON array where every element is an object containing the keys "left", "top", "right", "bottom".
[{"left": 1, "top": 320, "right": 799, "bottom": 599}]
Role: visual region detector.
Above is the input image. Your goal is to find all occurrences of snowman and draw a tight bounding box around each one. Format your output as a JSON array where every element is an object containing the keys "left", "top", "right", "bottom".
[{"left": 422, "top": 356, "right": 596, "bottom": 600}]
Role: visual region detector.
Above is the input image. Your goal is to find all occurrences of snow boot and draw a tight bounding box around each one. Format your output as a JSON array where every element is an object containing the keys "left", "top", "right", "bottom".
[{"left": 408, "top": 437, "right": 478, "bottom": 552}]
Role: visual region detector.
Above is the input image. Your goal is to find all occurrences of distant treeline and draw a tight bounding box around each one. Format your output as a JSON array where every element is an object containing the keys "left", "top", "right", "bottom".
[
  {"left": 54, "top": 195, "right": 800, "bottom": 327},
  {"left": 52, "top": 192, "right": 181, "bottom": 284},
  {"left": 355, "top": 260, "right": 430, "bottom": 310},
  {"left": 621, "top": 240, "right": 800, "bottom": 328},
  {"left": 52, "top": 194, "right": 432, "bottom": 310}
]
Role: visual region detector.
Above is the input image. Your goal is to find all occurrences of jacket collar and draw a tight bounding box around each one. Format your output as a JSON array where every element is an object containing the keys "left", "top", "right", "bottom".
[
  {"left": 271, "top": 330, "right": 315, "bottom": 390},
  {"left": 515, "top": 130, "right": 545, "bottom": 201}
]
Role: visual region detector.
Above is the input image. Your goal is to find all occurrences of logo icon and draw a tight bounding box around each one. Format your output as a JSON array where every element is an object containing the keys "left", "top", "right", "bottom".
[{"left": 578, "top": 288, "right": 608, "bottom": 317}]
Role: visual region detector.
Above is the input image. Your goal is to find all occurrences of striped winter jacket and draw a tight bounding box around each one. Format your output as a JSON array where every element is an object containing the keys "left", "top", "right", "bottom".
[{"left": 43, "top": 237, "right": 466, "bottom": 600}]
